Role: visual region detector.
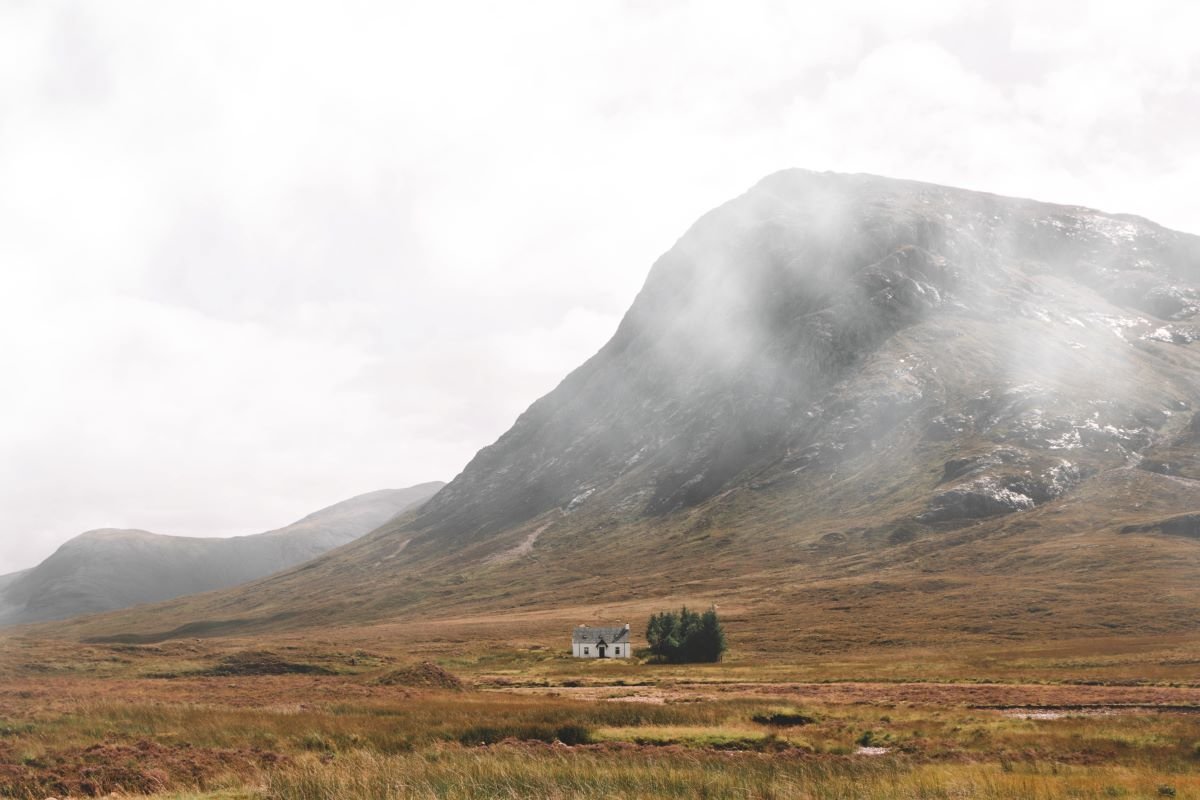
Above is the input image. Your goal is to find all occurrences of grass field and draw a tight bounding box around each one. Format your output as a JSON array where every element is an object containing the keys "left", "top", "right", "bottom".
[{"left": 2, "top": 627, "right": 1199, "bottom": 799}]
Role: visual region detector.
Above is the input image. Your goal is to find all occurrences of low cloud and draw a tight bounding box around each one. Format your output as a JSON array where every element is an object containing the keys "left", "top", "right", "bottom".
[{"left": 1, "top": 0, "right": 1197, "bottom": 571}]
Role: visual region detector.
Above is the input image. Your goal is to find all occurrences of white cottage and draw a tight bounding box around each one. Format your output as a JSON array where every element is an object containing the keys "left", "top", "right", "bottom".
[{"left": 572, "top": 623, "right": 631, "bottom": 659}]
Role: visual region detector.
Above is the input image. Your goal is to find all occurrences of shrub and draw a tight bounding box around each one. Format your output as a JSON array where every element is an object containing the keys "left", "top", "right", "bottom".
[{"left": 751, "top": 709, "right": 817, "bottom": 727}]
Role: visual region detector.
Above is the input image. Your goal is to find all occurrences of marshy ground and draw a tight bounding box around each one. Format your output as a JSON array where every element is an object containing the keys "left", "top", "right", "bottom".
[{"left": 1, "top": 625, "right": 1199, "bottom": 799}]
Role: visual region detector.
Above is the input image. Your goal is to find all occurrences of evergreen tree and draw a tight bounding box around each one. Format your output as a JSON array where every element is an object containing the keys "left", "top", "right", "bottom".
[
  {"left": 645, "top": 605, "right": 726, "bottom": 663},
  {"left": 698, "top": 607, "right": 727, "bottom": 662},
  {"left": 645, "top": 613, "right": 666, "bottom": 653}
]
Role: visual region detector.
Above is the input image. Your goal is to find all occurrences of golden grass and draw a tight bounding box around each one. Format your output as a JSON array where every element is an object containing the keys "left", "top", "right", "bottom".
[
  {"left": 2, "top": 674, "right": 1199, "bottom": 799},
  {"left": 261, "top": 749, "right": 1200, "bottom": 800},
  {"left": 2, "top": 631, "right": 1199, "bottom": 798}
]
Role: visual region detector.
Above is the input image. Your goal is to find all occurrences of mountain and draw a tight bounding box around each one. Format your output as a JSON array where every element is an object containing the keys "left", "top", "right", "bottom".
[
  {"left": 0, "top": 570, "right": 30, "bottom": 625},
  {"left": 0, "top": 483, "right": 443, "bottom": 626},
  {"left": 52, "top": 171, "right": 1200, "bottom": 651}
]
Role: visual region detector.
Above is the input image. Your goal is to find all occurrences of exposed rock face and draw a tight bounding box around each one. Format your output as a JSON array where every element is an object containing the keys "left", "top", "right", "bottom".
[
  {"left": 398, "top": 170, "right": 1200, "bottom": 550},
  {"left": 924, "top": 452, "right": 1083, "bottom": 522},
  {"left": 921, "top": 477, "right": 1036, "bottom": 522},
  {"left": 0, "top": 482, "right": 443, "bottom": 626}
]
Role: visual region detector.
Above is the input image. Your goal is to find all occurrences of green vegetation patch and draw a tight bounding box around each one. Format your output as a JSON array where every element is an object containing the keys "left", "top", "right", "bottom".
[
  {"left": 458, "top": 723, "right": 590, "bottom": 746},
  {"left": 751, "top": 707, "right": 818, "bottom": 727},
  {"left": 593, "top": 725, "right": 790, "bottom": 751}
]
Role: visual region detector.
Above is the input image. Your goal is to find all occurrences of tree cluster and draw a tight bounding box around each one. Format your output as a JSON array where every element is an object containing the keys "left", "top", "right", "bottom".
[{"left": 645, "top": 606, "right": 726, "bottom": 663}]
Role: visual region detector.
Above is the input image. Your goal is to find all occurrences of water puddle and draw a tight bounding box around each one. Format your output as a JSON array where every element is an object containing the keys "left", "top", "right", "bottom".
[{"left": 855, "top": 746, "right": 890, "bottom": 756}]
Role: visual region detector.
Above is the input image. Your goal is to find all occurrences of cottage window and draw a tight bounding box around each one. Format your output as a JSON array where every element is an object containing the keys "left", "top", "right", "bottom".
[
  {"left": 615, "top": 647, "right": 620, "bottom": 655},
  {"left": 584, "top": 647, "right": 589, "bottom": 654}
]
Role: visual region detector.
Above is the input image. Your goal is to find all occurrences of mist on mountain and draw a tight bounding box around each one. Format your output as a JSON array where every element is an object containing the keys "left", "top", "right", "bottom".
[{"left": 52, "top": 172, "right": 1200, "bottom": 649}]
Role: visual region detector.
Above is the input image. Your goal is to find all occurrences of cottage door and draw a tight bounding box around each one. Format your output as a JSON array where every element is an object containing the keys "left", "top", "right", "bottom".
[{"left": 597, "top": 643, "right": 608, "bottom": 659}]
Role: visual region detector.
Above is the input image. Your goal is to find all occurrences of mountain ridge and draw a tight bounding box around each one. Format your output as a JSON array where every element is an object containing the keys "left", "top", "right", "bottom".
[
  {"left": 0, "top": 482, "right": 444, "bottom": 627},
  {"left": 42, "top": 170, "right": 1200, "bottom": 651}
]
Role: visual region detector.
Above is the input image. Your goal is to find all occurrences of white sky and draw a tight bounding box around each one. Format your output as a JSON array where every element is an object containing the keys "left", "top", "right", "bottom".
[{"left": 2, "top": 0, "right": 1198, "bottom": 573}]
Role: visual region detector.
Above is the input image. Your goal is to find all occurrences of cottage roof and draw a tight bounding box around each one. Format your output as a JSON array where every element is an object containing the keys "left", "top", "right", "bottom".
[{"left": 572, "top": 625, "right": 630, "bottom": 645}]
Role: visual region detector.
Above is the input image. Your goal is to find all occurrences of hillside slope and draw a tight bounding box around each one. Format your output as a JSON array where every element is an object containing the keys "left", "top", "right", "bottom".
[
  {"left": 53, "top": 171, "right": 1200, "bottom": 651},
  {"left": 0, "top": 482, "right": 443, "bottom": 626}
]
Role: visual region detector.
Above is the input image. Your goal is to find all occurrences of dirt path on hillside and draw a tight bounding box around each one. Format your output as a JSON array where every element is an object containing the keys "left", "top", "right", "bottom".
[{"left": 484, "top": 514, "right": 560, "bottom": 565}]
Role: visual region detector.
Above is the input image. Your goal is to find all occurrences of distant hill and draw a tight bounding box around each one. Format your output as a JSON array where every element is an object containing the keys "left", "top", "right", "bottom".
[
  {"left": 0, "top": 482, "right": 443, "bottom": 626},
  {"left": 46, "top": 171, "right": 1200, "bottom": 654}
]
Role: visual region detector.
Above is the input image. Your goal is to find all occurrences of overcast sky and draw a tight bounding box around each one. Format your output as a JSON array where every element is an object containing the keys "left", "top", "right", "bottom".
[{"left": 2, "top": 0, "right": 1198, "bottom": 573}]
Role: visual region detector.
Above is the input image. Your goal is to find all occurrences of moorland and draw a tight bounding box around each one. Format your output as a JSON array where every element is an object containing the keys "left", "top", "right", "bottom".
[{"left": 3, "top": 615, "right": 1199, "bottom": 799}]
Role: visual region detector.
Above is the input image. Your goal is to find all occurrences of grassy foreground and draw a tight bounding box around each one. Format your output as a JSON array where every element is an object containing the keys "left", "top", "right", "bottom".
[
  {"left": 1, "top": 633, "right": 1199, "bottom": 798},
  {"left": 2, "top": 681, "right": 1199, "bottom": 798},
  {"left": 263, "top": 750, "right": 1200, "bottom": 800}
]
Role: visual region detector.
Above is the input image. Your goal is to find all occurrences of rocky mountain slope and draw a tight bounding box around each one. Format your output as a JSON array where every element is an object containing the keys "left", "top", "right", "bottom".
[
  {"left": 0, "top": 483, "right": 443, "bottom": 626},
  {"left": 49, "top": 171, "right": 1200, "bottom": 651}
]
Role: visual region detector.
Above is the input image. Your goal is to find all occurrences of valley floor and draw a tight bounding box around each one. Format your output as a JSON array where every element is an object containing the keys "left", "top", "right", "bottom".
[{"left": 1, "top": 627, "right": 1199, "bottom": 799}]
